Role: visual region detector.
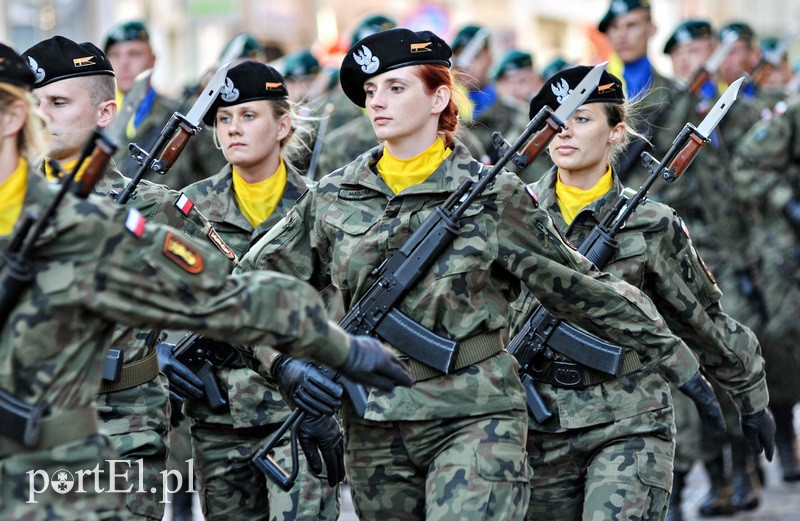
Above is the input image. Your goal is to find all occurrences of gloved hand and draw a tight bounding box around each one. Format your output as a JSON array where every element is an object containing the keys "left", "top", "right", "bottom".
[
  {"left": 274, "top": 357, "right": 343, "bottom": 417},
  {"left": 156, "top": 342, "right": 203, "bottom": 401},
  {"left": 741, "top": 408, "right": 776, "bottom": 461},
  {"left": 678, "top": 371, "right": 726, "bottom": 436},
  {"left": 297, "top": 414, "right": 345, "bottom": 487},
  {"left": 336, "top": 335, "right": 414, "bottom": 391}
]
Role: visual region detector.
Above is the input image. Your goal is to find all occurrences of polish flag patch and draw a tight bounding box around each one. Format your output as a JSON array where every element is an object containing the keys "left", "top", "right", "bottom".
[
  {"left": 125, "top": 208, "right": 146, "bottom": 237},
  {"left": 175, "top": 193, "right": 194, "bottom": 215}
]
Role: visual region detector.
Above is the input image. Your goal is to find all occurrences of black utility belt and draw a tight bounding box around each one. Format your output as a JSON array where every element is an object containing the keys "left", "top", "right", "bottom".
[{"left": 526, "top": 350, "right": 643, "bottom": 390}]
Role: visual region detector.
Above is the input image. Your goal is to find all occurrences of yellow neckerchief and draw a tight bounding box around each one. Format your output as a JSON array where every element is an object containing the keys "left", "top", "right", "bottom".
[
  {"left": 607, "top": 53, "right": 629, "bottom": 98},
  {"left": 377, "top": 137, "right": 452, "bottom": 195},
  {"left": 232, "top": 159, "right": 287, "bottom": 227},
  {"left": 0, "top": 157, "right": 29, "bottom": 235},
  {"left": 44, "top": 158, "right": 89, "bottom": 182},
  {"left": 555, "top": 164, "right": 613, "bottom": 225}
]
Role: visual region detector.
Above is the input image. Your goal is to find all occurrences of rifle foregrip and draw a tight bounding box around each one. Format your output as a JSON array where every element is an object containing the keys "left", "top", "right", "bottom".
[
  {"left": 76, "top": 142, "right": 116, "bottom": 198},
  {"left": 520, "top": 121, "right": 559, "bottom": 166},
  {"left": 665, "top": 133, "right": 706, "bottom": 182},
  {"left": 689, "top": 70, "right": 711, "bottom": 94}
]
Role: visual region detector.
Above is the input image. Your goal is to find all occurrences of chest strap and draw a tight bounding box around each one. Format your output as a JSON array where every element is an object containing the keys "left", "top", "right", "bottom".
[
  {"left": 98, "top": 348, "right": 160, "bottom": 394},
  {"left": 405, "top": 330, "right": 505, "bottom": 382}
]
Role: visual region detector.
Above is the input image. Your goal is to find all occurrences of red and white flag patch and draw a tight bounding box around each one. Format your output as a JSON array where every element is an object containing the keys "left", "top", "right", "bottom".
[
  {"left": 175, "top": 193, "right": 194, "bottom": 215},
  {"left": 125, "top": 208, "right": 146, "bottom": 237}
]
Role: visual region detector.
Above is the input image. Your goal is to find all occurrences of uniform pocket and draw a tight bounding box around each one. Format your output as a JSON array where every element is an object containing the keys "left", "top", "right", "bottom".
[
  {"left": 636, "top": 451, "right": 674, "bottom": 492},
  {"left": 475, "top": 442, "right": 531, "bottom": 482}
]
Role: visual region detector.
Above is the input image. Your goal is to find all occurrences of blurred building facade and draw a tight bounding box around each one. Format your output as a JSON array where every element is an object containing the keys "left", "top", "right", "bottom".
[{"left": 1, "top": 0, "right": 798, "bottom": 96}]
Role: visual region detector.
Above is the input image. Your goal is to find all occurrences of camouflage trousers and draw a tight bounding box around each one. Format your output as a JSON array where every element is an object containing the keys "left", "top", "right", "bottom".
[
  {"left": 97, "top": 373, "right": 170, "bottom": 520},
  {"left": 0, "top": 433, "right": 125, "bottom": 521},
  {"left": 190, "top": 419, "right": 340, "bottom": 520},
  {"left": 526, "top": 405, "right": 675, "bottom": 521},
  {"left": 343, "top": 408, "right": 531, "bottom": 521}
]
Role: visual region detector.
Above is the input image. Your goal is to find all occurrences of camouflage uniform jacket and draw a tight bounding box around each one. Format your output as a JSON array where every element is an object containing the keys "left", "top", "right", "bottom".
[
  {"left": 0, "top": 169, "right": 353, "bottom": 445},
  {"left": 181, "top": 162, "right": 311, "bottom": 427},
  {"left": 237, "top": 140, "right": 699, "bottom": 422},
  {"left": 465, "top": 96, "right": 529, "bottom": 164},
  {"left": 513, "top": 169, "right": 768, "bottom": 430}
]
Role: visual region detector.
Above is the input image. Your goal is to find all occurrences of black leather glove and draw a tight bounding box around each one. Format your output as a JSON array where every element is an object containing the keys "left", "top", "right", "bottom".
[
  {"left": 336, "top": 335, "right": 414, "bottom": 391},
  {"left": 297, "top": 414, "right": 345, "bottom": 487},
  {"left": 678, "top": 371, "right": 726, "bottom": 436},
  {"left": 274, "top": 357, "right": 343, "bottom": 417},
  {"left": 156, "top": 342, "right": 203, "bottom": 401},
  {"left": 741, "top": 408, "right": 776, "bottom": 461}
]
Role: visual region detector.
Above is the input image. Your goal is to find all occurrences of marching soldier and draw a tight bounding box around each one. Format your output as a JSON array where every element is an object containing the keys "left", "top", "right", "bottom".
[
  {"left": 180, "top": 61, "right": 339, "bottom": 520},
  {"left": 237, "top": 27, "right": 731, "bottom": 520},
  {"left": 514, "top": 66, "right": 773, "bottom": 521},
  {"left": 0, "top": 41, "right": 412, "bottom": 520}
]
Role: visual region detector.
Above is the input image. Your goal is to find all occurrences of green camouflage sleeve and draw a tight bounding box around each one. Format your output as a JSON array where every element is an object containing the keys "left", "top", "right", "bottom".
[
  {"left": 65, "top": 201, "right": 350, "bottom": 369},
  {"left": 495, "top": 177, "right": 699, "bottom": 385},
  {"left": 650, "top": 213, "right": 768, "bottom": 415}
]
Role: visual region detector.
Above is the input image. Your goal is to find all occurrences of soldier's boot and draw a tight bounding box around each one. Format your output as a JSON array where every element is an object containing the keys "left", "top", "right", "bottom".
[
  {"left": 666, "top": 469, "right": 687, "bottom": 521},
  {"left": 731, "top": 437, "right": 760, "bottom": 511},
  {"left": 698, "top": 452, "right": 736, "bottom": 517},
  {"left": 773, "top": 404, "right": 800, "bottom": 482},
  {"left": 168, "top": 473, "right": 193, "bottom": 521}
]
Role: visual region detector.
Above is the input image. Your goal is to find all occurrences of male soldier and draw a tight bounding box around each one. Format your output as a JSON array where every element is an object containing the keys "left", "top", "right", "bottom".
[
  {"left": 493, "top": 50, "right": 541, "bottom": 105},
  {"left": 23, "top": 35, "right": 240, "bottom": 520},
  {"left": 0, "top": 41, "right": 413, "bottom": 521},
  {"left": 451, "top": 24, "right": 528, "bottom": 163},
  {"left": 718, "top": 23, "right": 762, "bottom": 101},
  {"left": 659, "top": 20, "right": 767, "bottom": 518},
  {"left": 283, "top": 48, "right": 323, "bottom": 104},
  {"left": 734, "top": 96, "right": 800, "bottom": 487},
  {"left": 598, "top": 0, "right": 678, "bottom": 187},
  {"left": 103, "top": 21, "right": 203, "bottom": 189},
  {"left": 541, "top": 57, "right": 571, "bottom": 82},
  {"left": 755, "top": 36, "right": 794, "bottom": 111}
]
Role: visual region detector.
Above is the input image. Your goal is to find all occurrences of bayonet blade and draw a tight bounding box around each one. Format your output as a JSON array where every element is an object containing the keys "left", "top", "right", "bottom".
[
  {"left": 696, "top": 77, "right": 743, "bottom": 138},
  {"left": 705, "top": 31, "right": 738, "bottom": 75},
  {"left": 553, "top": 61, "right": 607, "bottom": 122},
  {"left": 764, "top": 27, "right": 798, "bottom": 66},
  {"left": 183, "top": 62, "right": 231, "bottom": 127}
]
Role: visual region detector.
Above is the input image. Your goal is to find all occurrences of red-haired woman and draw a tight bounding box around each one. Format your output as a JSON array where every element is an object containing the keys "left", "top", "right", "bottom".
[{"left": 237, "top": 28, "right": 703, "bottom": 520}]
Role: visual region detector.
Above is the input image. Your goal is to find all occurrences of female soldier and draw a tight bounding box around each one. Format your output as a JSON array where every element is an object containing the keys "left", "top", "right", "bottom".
[
  {"left": 237, "top": 28, "right": 722, "bottom": 520},
  {"left": 513, "top": 66, "right": 774, "bottom": 520},
  {"left": 0, "top": 42, "right": 409, "bottom": 520},
  {"left": 181, "top": 61, "right": 339, "bottom": 521}
]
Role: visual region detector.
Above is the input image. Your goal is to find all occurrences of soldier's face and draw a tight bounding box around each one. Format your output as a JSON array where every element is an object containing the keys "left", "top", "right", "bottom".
[
  {"left": 606, "top": 10, "right": 656, "bottom": 63},
  {"left": 106, "top": 40, "right": 155, "bottom": 94},
  {"left": 33, "top": 78, "right": 104, "bottom": 162},
  {"left": 669, "top": 38, "right": 715, "bottom": 82},
  {"left": 214, "top": 100, "right": 290, "bottom": 169},
  {"left": 363, "top": 67, "right": 449, "bottom": 150},
  {"left": 497, "top": 68, "right": 542, "bottom": 103},
  {"left": 548, "top": 104, "right": 624, "bottom": 180},
  {"left": 718, "top": 40, "right": 759, "bottom": 84}
]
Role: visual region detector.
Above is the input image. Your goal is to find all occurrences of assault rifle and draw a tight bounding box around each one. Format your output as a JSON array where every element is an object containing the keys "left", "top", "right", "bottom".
[
  {"left": 170, "top": 332, "right": 243, "bottom": 411},
  {"left": 111, "top": 63, "right": 230, "bottom": 204},
  {"left": 508, "top": 78, "right": 744, "bottom": 424},
  {"left": 0, "top": 129, "right": 117, "bottom": 445},
  {"left": 251, "top": 62, "right": 610, "bottom": 491}
]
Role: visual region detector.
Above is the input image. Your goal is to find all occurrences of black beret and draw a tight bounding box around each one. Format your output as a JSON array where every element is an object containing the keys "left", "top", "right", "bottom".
[
  {"left": 493, "top": 50, "right": 534, "bottom": 81},
  {"left": 529, "top": 65, "right": 624, "bottom": 120},
  {"left": 351, "top": 14, "right": 397, "bottom": 47},
  {"left": 203, "top": 61, "right": 288, "bottom": 125},
  {"left": 340, "top": 28, "right": 451, "bottom": 108},
  {"left": 283, "top": 49, "right": 321, "bottom": 79},
  {"left": 598, "top": 0, "right": 651, "bottom": 33},
  {"left": 103, "top": 21, "right": 150, "bottom": 52},
  {"left": 663, "top": 20, "right": 714, "bottom": 55},
  {"left": 22, "top": 36, "right": 114, "bottom": 88},
  {"left": 0, "top": 43, "right": 35, "bottom": 89},
  {"left": 720, "top": 22, "right": 756, "bottom": 44}
]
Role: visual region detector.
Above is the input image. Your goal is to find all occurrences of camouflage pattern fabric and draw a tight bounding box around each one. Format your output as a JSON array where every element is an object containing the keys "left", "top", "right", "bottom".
[
  {"left": 182, "top": 163, "right": 338, "bottom": 519},
  {"left": 344, "top": 410, "right": 530, "bottom": 521},
  {"left": 733, "top": 96, "right": 800, "bottom": 408},
  {"left": 526, "top": 404, "right": 674, "bottom": 520},
  {"left": 0, "top": 168, "right": 353, "bottom": 519},
  {"left": 238, "top": 139, "right": 702, "bottom": 517},
  {"left": 191, "top": 421, "right": 339, "bottom": 521}
]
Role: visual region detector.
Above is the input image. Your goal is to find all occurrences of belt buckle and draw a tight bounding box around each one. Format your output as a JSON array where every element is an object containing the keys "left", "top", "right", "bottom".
[{"left": 552, "top": 361, "right": 584, "bottom": 389}]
